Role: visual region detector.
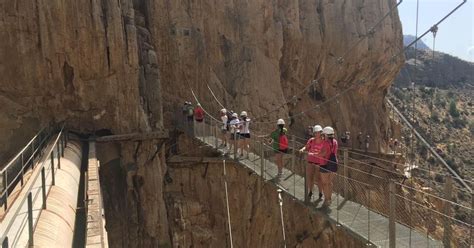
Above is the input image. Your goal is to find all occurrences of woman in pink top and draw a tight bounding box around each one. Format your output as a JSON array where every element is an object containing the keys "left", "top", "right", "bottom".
[
  {"left": 320, "top": 126, "right": 338, "bottom": 207},
  {"left": 299, "top": 125, "right": 328, "bottom": 200}
]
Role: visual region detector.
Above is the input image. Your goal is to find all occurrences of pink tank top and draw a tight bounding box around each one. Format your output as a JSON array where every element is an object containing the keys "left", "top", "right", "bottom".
[{"left": 305, "top": 138, "right": 326, "bottom": 164}]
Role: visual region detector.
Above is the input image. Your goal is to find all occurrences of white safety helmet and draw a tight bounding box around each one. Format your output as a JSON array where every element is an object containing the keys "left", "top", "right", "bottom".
[
  {"left": 221, "top": 108, "right": 227, "bottom": 114},
  {"left": 240, "top": 111, "right": 247, "bottom": 117},
  {"left": 277, "top": 119, "right": 285, "bottom": 125},
  {"left": 232, "top": 113, "right": 238, "bottom": 118},
  {"left": 323, "top": 126, "right": 335, "bottom": 135},
  {"left": 313, "top": 125, "right": 323, "bottom": 133}
]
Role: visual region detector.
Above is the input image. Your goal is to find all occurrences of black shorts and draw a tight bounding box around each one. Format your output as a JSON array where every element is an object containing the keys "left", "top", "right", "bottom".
[
  {"left": 320, "top": 163, "right": 337, "bottom": 173},
  {"left": 239, "top": 133, "right": 251, "bottom": 139},
  {"left": 230, "top": 133, "right": 241, "bottom": 140},
  {"left": 276, "top": 149, "right": 288, "bottom": 154},
  {"left": 195, "top": 119, "right": 204, "bottom": 123}
]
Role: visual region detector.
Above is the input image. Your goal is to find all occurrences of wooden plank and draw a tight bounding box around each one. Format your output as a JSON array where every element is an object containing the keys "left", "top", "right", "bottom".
[{"left": 95, "top": 130, "right": 168, "bottom": 142}]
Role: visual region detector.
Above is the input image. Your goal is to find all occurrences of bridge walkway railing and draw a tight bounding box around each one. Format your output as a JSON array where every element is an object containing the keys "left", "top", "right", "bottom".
[{"left": 175, "top": 113, "right": 472, "bottom": 247}]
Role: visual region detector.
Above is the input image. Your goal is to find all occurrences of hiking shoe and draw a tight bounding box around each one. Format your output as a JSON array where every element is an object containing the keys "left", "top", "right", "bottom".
[
  {"left": 308, "top": 191, "right": 313, "bottom": 199},
  {"left": 318, "top": 192, "right": 323, "bottom": 199}
]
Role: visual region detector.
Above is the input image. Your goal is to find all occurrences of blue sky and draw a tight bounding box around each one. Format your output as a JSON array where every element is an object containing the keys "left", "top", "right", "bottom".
[{"left": 398, "top": 0, "right": 474, "bottom": 62}]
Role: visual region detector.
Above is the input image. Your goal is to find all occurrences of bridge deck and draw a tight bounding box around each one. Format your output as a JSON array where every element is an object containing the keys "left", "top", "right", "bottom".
[{"left": 193, "top": 134, "right": 442, "bottom": 248}]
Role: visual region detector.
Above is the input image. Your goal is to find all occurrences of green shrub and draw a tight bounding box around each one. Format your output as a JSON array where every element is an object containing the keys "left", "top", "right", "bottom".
[
  {"left": 449, "top": 100, "right": 460, "bottom": 118},
  {"left": 452, "top": 117, "right": 467, "bottom": 129}
]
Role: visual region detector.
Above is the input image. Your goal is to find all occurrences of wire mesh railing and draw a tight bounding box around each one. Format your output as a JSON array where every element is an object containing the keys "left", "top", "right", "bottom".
[
  {"left": 0, "top": 125, "right": 67, "bottom": 248},
  {"left": 0, "top": 127, "right": 54, "bottom": 211},
  {"left": 175, "top": 113, "right": 473, "bottom": 247}
]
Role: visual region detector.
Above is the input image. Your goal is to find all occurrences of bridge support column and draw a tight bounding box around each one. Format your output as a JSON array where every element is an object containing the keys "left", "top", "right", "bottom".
[
  {"left": 260, "top": 140, "right": 265, "bottom": 180},
  {"left": 389, "top": 181, "right": 396, "bottom": 248},
  {"left": 27, "top": 192, "right": 33, "bottom": 247},
  {"left": 343, "top": 149, "right": 348, "bottom": 198},
  {"left": 443, "top": 176, "right": 453, "bottom": 248}
]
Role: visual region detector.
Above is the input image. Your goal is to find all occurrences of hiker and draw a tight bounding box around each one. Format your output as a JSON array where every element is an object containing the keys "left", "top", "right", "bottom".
[
  {"left": 306, "top": 126, "right": 313, "bottom": 140},
  {"left": 320, "top": 126, "right": 338, "bottom": 207},
  {"left": 357, "top": 132, "right": 363, "bottom": 149},
  {"left": 365, "top": 135, "right": 370, "bottom": 152},
  {"left": 194, "top": 103, "right": 205, "bottom": 137},
  {"left": 182, "top": 101, "right": 188, "bottom": 121},
  {"left": 220, "top": 109, "right": 228, "bottom": 148},
  {"left": 185, "top": 102, "right": 194, "bottom": 122},
  {"left": 393, "top": 139, "right": 399, "bottom": 154},
  {"left": 229, "top": 113, "right": 240, "bottom": 156},
  {"left": 239, "top": 111, "right": 251, "bottom": 158},
  {"left": 299, "top": 125, "right": 325, "bottom": 200},
  {"left": 269, "top": 119, "right": 289, "bottom": 178},
  {"left": 389, "top": 138, "right": 394, "bottom": 154}
]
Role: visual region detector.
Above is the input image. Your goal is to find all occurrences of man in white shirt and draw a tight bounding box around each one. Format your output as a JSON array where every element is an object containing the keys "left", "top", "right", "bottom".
[
  {"left": 229, "top": 113, "right": 240, "bottom": 156},
  {"left": 220, "top": 109, "right": 228, "bottom": 148}
]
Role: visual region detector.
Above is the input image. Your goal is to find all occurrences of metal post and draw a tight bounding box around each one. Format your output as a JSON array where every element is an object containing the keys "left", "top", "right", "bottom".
[
  {"left": 41, "top": 167, "right": 46, "bottom": 209},
  {"left": 343, "top": 149, "right": 349, "bottom": 198},
  {"left": 61, "top": 135, "right": 65, "bottom": 157},
  {"left": 336, "top": 173, "right": 340, "bottom": 226},
  {"left": 443, "top": 176, "right": 453, "bottom": 248},
  {"left": 470, "top": 192, "right": 473, "bottom": 247},
  {"left": 27, "top": 192, "right": 33, "bottom": 247},
  {"left": 50, "top": 151, "right": 55, "bottom": 186},
  {"left": 389, "top": 181, "right": 396, "bottom": 248},
  {"left": 260, "top": 141, "right": 265, "bottom": 180},
  {"left": 367, "top": 188, "right": 371, "bottom": 245},
  {"left": 291, "top": 135, "right": 296, "bottom": 196},
  {"left": 57, "top": 143, "right": 61, "bottom": 169},
  {"left": 214, "top": 119, "right": 219, "bottom": 148},
  {"left": 3, "top": 172, "right": 8, "bottom": 210},
  {"left": 304, "top": 161, "right": 308, "bottom": 204},
  {"left": 21, "top": 154, "right": 24, "bottom": 186},
  {"left": 233, "top": 130, "right": 237, "bottom": 161},
  {"left": 2, "top": 237, "right": 8, "bottom": 248}
]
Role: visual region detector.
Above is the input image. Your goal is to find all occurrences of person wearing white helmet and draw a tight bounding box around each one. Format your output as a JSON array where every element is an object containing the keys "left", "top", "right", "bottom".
[
  {"left": 299, "top": 125, "right": 326, "bottom": 200},
  {"left": 270, "top": 118, "right": 289, "bottom": 177},
  {"left": 219, "top": 109, "right": 228, "bottom": 148},
  {"left": 320, "top": 126, "right": 338, "bottom": 207},
  {"left": 239, "top": 111, "right": 251, "bottom": 158},
  {"left": 229, "top": 112, "right": 241, "bottom": 156}
]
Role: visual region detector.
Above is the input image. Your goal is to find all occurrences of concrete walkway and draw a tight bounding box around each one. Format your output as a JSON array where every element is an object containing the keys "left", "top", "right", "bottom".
[{"left": 193, "top": 134, "right": 442, "bottom": 248}]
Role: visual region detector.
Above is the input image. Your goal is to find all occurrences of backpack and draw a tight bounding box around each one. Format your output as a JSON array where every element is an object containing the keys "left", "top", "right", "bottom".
[
  {"left": 195, "top": 108, "right": 204, "bottom": 120},
  {"left": 279, "top": 134, "right": 289, "bottom": 150}
]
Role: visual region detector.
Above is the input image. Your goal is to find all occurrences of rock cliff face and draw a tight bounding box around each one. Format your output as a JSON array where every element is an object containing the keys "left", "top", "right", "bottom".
[
  {"left": 0, "top": 0, "right": 403, "bottom": 246},
  {"left": 150, "top": 0, "right": 403, "bottom": 148}
]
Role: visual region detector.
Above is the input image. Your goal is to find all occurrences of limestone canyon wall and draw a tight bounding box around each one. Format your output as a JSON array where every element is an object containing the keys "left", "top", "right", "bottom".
[
  {"left": 148, "top": 0, "right": 404, "bottom": 147},
  {"left": 0, "top": 0, "right": 403, "bottom": 246}
]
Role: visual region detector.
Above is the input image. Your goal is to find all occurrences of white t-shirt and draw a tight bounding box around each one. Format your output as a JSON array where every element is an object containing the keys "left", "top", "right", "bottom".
[
  {"left": 229, "top": 119, "right": 240, "bottom": 133},
  {"left": 221, "top": 115, "right": 228, "bottom": 130},
  {"left": 240, "top": 118, "right": 251, "bottom": 134}
]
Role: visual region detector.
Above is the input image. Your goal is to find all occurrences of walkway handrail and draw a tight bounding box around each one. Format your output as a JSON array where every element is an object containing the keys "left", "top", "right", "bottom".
[
  {"left": 0, "top": 125, "right": 66, "bottom": 247},
  {"left": 1, "top": 128, "right": 51, "bottom": 211},
  {"left": 176, "top": 114, "right": 472, "bottom": 247},
  {"left": 1, "top": 128, "right": 47, "bottom": 174}
]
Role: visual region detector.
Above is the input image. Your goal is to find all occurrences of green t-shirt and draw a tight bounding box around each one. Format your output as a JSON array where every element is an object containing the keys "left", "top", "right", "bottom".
[{"left": 271, "top": 128, "right": 287, "bottom": 150}]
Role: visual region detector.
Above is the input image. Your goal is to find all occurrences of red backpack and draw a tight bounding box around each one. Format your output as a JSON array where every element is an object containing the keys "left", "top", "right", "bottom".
[
  {"left": 279, "top": 134, "right": 289, "bottom": 150},
  {"left": 194, "top": 107, "right": 204, "bottom": 120}
]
